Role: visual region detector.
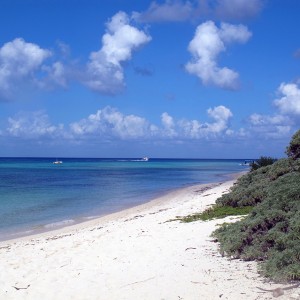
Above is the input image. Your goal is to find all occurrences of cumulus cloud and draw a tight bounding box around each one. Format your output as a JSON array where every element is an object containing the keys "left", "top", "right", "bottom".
[
  {"left": 185, "top": 21, "right": 251, "bottom": 89},
  {"left": 3, "top": 111, "right": 64, "bottom": 139},
  {"left": 247, "top": 112, "right": 292, "bottom": 138},
  {"left": 178, "top": 105, "right": 233, "bottom": 138},
  {"left": 0, "top": 38, "right": 52, "bottom": 98},
  {"left": 70, "top": 106, "right": 153, "bottom": 140},
  {"left": 84, "top": 11, "right": 152, "bottom": 94},
  {"left": 161, "top": 112, "right": 177, "bottom": 137},
  {"left": 133, "top": 0, "right": 265, "bottom": 23},
  {"left": 274, "top": 82, "right": 300, "bottom": 116},
  {"left": 244, "top": 82, "right": 300, "bottom": 139}
]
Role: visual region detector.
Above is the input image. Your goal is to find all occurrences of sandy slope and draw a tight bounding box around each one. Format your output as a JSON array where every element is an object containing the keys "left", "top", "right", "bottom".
[{"left": 0, "top": 179, "right": 299, "bottom": 300}]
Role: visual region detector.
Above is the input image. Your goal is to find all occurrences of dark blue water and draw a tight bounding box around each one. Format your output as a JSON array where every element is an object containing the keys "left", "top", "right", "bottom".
[{"left": 0, "top": 158, "right": 250, "bottom": 240}]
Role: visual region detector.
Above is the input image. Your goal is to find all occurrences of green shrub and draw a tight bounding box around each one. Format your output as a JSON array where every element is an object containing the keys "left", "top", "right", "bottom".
[
  {"left": 216, "top": 158, "right": 300, "bottom": 208},
  {"left": 178, "top": 205, "right": 253, "bottom": 222},
  {"left": 250, "top": 156, "right": 277, "bottom": 171},
  {"left": 213, "top": 172, "right": 300, "bottom": 281},
  {"left": 286, "top": 129, "right": 300, "bottom": 160}
]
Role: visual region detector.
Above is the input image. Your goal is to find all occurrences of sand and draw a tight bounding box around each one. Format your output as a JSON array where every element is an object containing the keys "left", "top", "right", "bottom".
[{"left": 0, "top": 178, "right": 299, "bottom": 300}]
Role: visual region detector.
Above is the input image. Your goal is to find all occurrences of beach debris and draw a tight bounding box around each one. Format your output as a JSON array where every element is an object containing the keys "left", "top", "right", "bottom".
[
  {"left": 149, "top": 208, "right": 170, "bottom": 215},
  {"left": 0, "top": 245, "right": 11, "bottom": 251},
  {"left": 120, "top": 276, "right": 155, "bottom": 288},
  {"left": 191, "top": 281, "right": 208, "bottom": 285},
  {"left": 256, "top": 283, "right": 300, "bottom": 298},
  {"left": 124, "top": 215, "right": 145, "bottom": 222},
  {"left": 89, "top": 226, "right": 103, "bottom": 232},
  {"left": 12, "top": 284, "right": 30, "bottom": 290},
  {"left": 185, "top": 247, "right": 196, "bottom": 251},
  {"left": 46, "top": 233, "right": 73, "bottom": 241}
]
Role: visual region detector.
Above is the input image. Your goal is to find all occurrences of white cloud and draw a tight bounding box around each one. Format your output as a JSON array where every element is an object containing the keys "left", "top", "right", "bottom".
[
  {"left": 70, "top": 106, "right": 233, "bottom": 141},
  {"left": 247, "top": 111, "right": 292, "bottom": 138},
  {"left": 70, "top": 106, "right": 152, "bottom": 139},
  {"left": 244, "top": 81, "right": 300, "bottom": 139},
  {"left": 178, "top": 105, "right": 233, "bottom": 138},
  {"left": 219, "top": 23, "right": 252, "bottom": 44},
  {"left": 161, "top": 112, "right": 177, "bottom": 137},
  {"left": 274, "top": 82, "right": 300, "bottom": 116},
  {"left": 249, "top": 113, "right": 288, "bottom": 126},
  {"left": 4, "top": 111, "right": 64, "bottom": 139},
  {"left": 2, "top": 106, "right": 234, "bottom": 142},
  {"left": 42, "top": 61, "right": 67, "bottom": 88},
  {"left": 207, "top": 105, "right": 233, "bottom": 132},
  {"left": 185, "top": 21, "right": 251, "bottom": 89},
  {"left": 0, "top": 38, "right": 52, "bottom": 98},
  {"left": 85, "top": 11, "right": 152, "bottom": 94}
]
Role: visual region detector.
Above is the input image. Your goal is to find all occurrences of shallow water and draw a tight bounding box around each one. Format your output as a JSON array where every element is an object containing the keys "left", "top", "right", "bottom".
[{"left": 0, "top": 157, "right": 250, "bottom": 240}]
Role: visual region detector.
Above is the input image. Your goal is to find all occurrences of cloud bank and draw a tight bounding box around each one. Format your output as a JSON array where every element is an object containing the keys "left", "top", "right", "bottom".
[
  {"left": 185, "top": 21, "right": 252, "bottom": 89},
  {"left": 1, "top": 105, "right": 233, "bottom": 142},
  {"left": 133, "top": 0, "right": 265, "bottom": 23}
]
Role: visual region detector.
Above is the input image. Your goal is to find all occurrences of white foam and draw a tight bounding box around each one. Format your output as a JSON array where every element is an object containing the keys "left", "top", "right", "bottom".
[{"left": 44, "top": 219, "right": 75, "bottom": 229}]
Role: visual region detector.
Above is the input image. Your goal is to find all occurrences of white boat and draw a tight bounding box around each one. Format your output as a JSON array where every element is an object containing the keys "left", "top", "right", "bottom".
[
  {"left": 53, "top": 159, "right": 63, "bottom": 164},
  {"left": 142, "top": 157, "right": 149, "bottom": 161},
  {"left": 239, "top": 160, "right": 252, "bottom": 166}
]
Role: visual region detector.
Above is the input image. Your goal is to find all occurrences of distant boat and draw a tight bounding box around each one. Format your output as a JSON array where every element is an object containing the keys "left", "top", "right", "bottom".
[
  {"left": 240, "top": 160, "right": 252, "bottom": 166},
  {"left": 142, "top": 157, "right": 149, "bottom": 162},
  {"left": 53, "top": 159, "right": 63, "bottom": 164}
]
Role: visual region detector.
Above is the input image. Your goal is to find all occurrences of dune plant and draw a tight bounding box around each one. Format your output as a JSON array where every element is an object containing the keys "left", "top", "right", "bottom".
[
  {"left": 250, "top": 156, "right": 277, "bottom": 171},
  {"left": 212, "top": 130, "right": 300, "bottom": 281},
  {"left": 286, "top": 129, "right": 300, "bottom": 160}
]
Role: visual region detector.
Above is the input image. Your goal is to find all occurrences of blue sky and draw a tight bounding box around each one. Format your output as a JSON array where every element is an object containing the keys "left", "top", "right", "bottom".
[{"left": 0, "top": 0, "right": 300, "bottom": 158}]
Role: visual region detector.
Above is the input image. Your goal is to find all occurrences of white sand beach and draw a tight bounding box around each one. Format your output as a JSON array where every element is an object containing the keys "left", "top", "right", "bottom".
[{"left": 0, "top": 178, "right": 299, "bottom": 300}]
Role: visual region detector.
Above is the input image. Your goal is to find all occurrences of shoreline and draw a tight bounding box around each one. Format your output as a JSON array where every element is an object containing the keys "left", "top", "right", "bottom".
[
  {"left": 0, "top": 170, "right": 246, "bottom": 243},
  {"left": 0, "top": 180, "right": 221, "bottom": 245},
  {"left": 2, "top": 171, "right": 297, "bottom": 299}
]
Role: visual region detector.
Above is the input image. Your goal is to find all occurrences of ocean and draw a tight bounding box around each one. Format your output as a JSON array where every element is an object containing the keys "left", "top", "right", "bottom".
[{"left": 0, "top": 157, "right": 250, "bottom": 240}]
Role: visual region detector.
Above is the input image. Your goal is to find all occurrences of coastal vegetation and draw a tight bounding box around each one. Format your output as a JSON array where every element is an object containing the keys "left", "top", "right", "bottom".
[
  {"left": 250, "top": 156, "right": 277, "bottom": 171},
  {"left": 212, "top": 129, "right": 300, "bottom": 281},
  {"left": 178, "top": 205, "right": 253, "bottom": 222}
]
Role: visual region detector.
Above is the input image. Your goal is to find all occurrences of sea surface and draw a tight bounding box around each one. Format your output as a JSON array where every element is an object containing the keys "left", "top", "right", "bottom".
[{"left": 0, "top": 157, "right": 250, "bottom": 240}]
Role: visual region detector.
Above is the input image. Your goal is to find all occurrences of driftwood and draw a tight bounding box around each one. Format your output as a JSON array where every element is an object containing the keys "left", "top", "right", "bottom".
[{"left": 12, "top": 284, "right": 30, "bottom": 290}]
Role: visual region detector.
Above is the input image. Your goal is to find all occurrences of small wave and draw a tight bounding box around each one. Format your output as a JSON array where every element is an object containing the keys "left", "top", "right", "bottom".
[
  {"left": 82, "top": 215, "right": 100, "bottom": 220},
  {"left": 9, "top": 229, "right": 35, "bottom": 237},
  {"left": 44, "top": 219, "right": 75, "bottom": 229}
]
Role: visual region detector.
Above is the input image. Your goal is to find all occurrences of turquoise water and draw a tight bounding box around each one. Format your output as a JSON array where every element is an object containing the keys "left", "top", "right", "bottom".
[{"left": 0, "top": 158, "right": 250, "bottom": 240}]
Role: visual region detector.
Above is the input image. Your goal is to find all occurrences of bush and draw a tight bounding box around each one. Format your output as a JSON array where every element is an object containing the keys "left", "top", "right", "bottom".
[
  {"left": 213, "top": 171, "right": 300, "bottom": 281},
  {"left": 286, "top": 129, "right": 300, "bottom": 160},
  {"left": 250, "top": 156, "right": 277, "bottom": 171},
  {"left": 212, "top": 130, "right": 300, "bottom": 281},
  {"left": 216, "top": 158, "right": 300, "bottom": 208}
]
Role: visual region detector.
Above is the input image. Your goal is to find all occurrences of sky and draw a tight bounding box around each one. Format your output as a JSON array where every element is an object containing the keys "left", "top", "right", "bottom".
[{"left": 0, "top": 0, "right": 300, "bottom": 158}]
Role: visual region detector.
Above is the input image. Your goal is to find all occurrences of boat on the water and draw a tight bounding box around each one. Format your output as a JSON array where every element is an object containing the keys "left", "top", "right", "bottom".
[
  {"left": 53, "top": 160, "right": 63, "bottom": 164},
  {"left": 240, "top": 160, "right": 252, "bottom": 166},
  {"left": 142, "top": 157, "right": 149, "bottom": 161}
]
